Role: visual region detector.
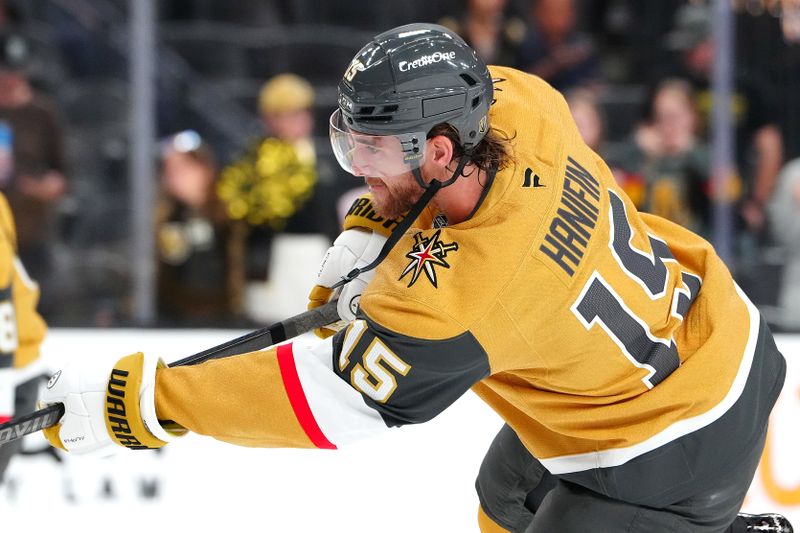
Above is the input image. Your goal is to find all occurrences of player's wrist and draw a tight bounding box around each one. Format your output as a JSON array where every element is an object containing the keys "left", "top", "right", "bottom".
[
  {"left": 104, "top": 353, "right": 170, "bottom": 450},
  {"left": 140, "top": 356, "right": 187, "bottom": 444}
]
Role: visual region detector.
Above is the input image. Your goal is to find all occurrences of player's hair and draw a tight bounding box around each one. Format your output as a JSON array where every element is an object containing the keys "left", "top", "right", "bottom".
[{"left": 428, "top": 123, "right": 515, "bottom": 177}]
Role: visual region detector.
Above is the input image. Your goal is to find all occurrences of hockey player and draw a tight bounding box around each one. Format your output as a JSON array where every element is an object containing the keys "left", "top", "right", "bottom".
[
  {"left": 40, "top": 24, "right": 790, "bottom": 532},
  {"left": 0, "top": 192, "right": 47, "bottom": 482}
]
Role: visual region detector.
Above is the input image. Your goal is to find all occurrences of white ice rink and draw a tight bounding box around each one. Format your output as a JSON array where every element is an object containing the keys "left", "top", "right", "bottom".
[{"left": 2, "top": 328, "right": 798, "bottom": 532}]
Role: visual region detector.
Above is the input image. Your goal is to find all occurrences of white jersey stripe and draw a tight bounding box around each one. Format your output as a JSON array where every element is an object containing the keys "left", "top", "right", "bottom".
[{"left": 291, "top": 338, "right": 388, "bottom": 446}]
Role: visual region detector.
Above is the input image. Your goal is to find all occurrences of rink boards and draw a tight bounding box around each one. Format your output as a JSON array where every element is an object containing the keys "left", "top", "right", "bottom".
[{"left": 1, "top": 328, "right": 798, "bottom": 532}]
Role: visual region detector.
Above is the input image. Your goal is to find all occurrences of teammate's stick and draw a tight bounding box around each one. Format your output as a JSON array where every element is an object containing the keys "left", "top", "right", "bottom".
[{"left": 0, "top": 300, "right": 341, "bottom": 447}]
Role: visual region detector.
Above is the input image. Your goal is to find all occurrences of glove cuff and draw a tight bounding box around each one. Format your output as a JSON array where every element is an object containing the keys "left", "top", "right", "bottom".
[
  {"left": 343, "top": 195, "right": 402, "bottom": 238},
  {"left": 104, "top": 353, "right": 180, "bottom": 450}
]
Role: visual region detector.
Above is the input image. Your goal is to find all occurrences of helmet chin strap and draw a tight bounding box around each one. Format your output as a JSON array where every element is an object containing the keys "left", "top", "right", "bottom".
[
  {"left": 411, "top": 150, "right": 472, "bottom": 190},
  {"left": 331, "top": 153, "right": 472, "bottom": 290}
]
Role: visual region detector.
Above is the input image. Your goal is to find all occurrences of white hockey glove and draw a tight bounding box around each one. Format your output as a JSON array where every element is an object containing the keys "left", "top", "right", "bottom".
[
  {"left": 39, "top": 352, "right": 186, "bottom": 456},
  {"left": 308, "top": 195, "right": 400, "bottom": 338}
]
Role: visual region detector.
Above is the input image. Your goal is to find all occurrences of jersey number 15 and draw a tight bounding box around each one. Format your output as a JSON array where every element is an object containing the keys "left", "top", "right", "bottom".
[{"left": 571, "top": 190, "right": 701, "bottom": 389}]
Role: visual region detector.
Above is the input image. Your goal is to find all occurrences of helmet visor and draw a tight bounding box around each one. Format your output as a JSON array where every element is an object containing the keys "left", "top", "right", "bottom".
[{"left": 329, "top": 109, "right": 426, "bottom": 178}]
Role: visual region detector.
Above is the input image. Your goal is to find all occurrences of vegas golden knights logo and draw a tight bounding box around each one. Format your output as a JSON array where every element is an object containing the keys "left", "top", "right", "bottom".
[
  {"left": 399, "top": 230, "right": 458, "bottom": 288},
  {"left": 344, "top": 59, "right": 365, "bottom": 82}
]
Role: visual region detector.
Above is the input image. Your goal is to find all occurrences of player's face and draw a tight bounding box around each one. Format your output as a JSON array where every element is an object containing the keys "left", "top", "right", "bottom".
[
  {"left": 364, "top": 169, "right": 424, "bottom": 220},
  {"left": 330, "top": 110, "right": 427, "bottom": 218},
  {"left": 348, "top": 134, "right": 415, "bottom": 179}
]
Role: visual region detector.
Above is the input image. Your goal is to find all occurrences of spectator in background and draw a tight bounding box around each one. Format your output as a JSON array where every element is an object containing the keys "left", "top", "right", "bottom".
[
  {"left": 518, "top": 0, "right": 599, "bottom": 92},
  {"left": 566, "top": 87, "right": 606, "bottom": 154},
  {"left": 157, "top": 130, "right": 241, "bottom": 327},
  {"left": 218, "top": 73, "right": 318, "bottom": 283},
  {"left": 0, "top": 31, "right": 68, "bottom": 318},
  {"left": 613, "top": 79, "right": 711, "bottom": 236},
  {"left": 218, "top": 73, "right": 339, "bottom": 323},
  {"left": 664, "top": 3, "right": 783, "bottom": 237},
  {"left": 438, "top": 0, "right": 527, "bottom": 67},
  {"left": 784, "top": 4, "right": 800, "bottom": 43},
  {"left": 767, "top": 158, "right": 800, "bottom": 331}
]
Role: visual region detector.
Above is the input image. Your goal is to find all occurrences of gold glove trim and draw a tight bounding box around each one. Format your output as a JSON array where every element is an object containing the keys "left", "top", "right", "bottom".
[
  {"left": 104, "top": 353, "right": 168, "bottom": 450},
  {"left": 41, "top": 417, "right": 66, "bottom": 451},
  {"left": 308, "top": 285, "right": 338, "bottom": 338}
]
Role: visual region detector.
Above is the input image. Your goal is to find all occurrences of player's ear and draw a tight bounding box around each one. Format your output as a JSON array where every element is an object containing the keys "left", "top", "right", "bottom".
[{"left": 427, "top": 135, "right": 455, "bottom": 169}]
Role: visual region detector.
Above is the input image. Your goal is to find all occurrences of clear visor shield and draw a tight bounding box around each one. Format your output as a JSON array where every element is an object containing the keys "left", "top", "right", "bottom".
[{"left": 329, "top": 109, "right": 426, "bottom": 178}]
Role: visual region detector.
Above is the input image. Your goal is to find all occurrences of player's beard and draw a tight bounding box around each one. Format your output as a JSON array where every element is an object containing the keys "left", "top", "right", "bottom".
[{"left": 365, "top": 173, "right": 423, "bottom": 220}]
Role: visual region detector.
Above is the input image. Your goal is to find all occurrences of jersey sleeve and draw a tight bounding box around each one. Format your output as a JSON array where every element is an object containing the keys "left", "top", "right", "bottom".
[
  {"left": 154, "top": 309, "right": 489, "bottom": 449},
  {"left": 155, "top": 337, "right": 382, "bottom": 448},
  {"left": 332, "top": 311, "right": 490, "bottom": 427}
]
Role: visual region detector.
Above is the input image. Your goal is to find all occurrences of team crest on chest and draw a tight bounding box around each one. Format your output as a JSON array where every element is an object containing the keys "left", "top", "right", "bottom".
[{"left": 399, "top": 230, "right": 458, "bottom": 288}]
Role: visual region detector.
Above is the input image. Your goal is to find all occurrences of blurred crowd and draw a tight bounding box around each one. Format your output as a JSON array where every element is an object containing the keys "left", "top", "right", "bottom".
[{"left": 0, "top": 0, "right": 798, "bottom": 330}]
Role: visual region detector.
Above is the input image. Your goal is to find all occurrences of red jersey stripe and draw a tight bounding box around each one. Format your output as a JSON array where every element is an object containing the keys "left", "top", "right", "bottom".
[{"left": 277, "top": 343, "right": 337, "bottom": 450}]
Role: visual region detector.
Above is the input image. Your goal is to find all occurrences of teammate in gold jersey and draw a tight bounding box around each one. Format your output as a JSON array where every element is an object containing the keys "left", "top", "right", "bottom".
[
  {"left": 40, "top": 24, "right": 789, "bottom": 532},
  {"left": 0, "top": 192, "right": 47, "bottom": 482}
]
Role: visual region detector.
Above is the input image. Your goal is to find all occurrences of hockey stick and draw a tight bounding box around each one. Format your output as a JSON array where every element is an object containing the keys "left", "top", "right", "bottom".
[{"left": 0, "top": 300, "right": 341, "bottom": 447}]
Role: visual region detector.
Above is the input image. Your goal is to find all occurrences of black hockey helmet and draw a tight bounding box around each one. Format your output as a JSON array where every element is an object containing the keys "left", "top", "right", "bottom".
[{"left": 330, "top": 23, "right": 493, "bottom": 180}]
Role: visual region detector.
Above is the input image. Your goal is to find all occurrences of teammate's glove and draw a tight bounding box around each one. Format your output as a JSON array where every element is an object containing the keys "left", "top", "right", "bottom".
[
  {"left": 39, "top": 353, "right": 186, "bottom": 455},
  {"left": 308, "top": 195, "right": 399, "bottom": 338}
]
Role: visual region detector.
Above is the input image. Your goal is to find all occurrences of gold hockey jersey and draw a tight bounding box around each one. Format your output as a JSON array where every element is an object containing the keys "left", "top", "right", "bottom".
[
  {"left": 0, "top": 192, "right": 47, "bottom": 420},
  {"left": 358, "top": 66, "right": 765, "bottom": 472},
  {"left": 156, "top": 67, "right": 779, "bottom": 475},
  {"left": 0, "top": 192, "right": 46, "bottom": 369}
]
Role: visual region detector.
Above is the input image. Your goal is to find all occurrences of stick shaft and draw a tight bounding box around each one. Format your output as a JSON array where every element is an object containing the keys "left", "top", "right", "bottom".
[
  {"left": 0, "top": 301, "right": 340, "bottom": 446},
  {"left": 171, "top": 301, "right": 339, "bottom": 366},
  {"left": 0, "top": 403, "right": 63, "bottom": 446}
]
